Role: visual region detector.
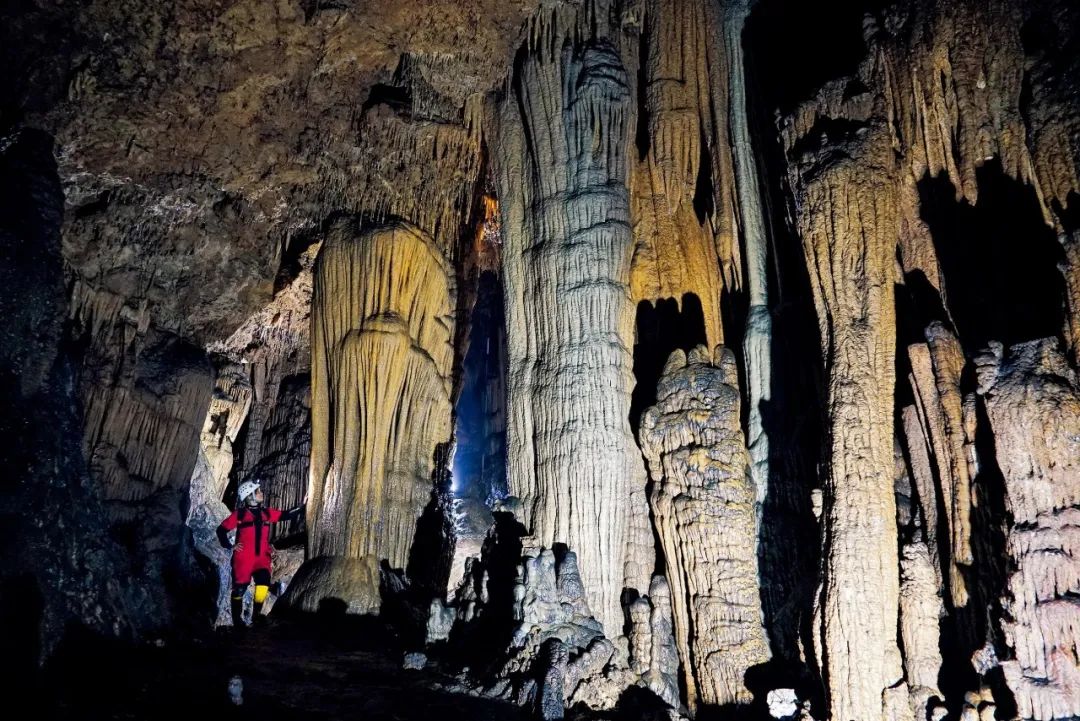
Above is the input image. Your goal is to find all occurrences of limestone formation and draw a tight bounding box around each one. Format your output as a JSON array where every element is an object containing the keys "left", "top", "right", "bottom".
[
  {"left": 905, "top": 323, "right": 974, "bottom": 606},
  {"left": 784, "top": 90, "right": 901, "bottom": 719},
  {"left": 308, "top": 220, "right": 455, "bottom": 573},
  {"left": 898, "top": 541, "right": 945, "bottom": 719},
  {"left": 277, "top": 554, "right": 382, "bottom": 617},
  {"left": 639, "top": 344, "right": 770, "bottom": 711},
  {"left": 977, "top": 340, "right": 1080, "bottom": 720},
  {"left": 630, "top": 0, "right": 734, "bottom": 350},
  {"left": 493, "top": 7, "right": 652, "bottom": 632}
]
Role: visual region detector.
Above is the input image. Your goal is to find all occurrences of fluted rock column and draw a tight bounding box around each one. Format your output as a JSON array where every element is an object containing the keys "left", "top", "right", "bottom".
[
  {"left": 301, "top": 220, "right": 454, "bottom": 604},
  {"left": 493, "top": 14, "right": 650, "bottom": 632},
  {"left": 639, "top": 345, "right": 770, "bottom": 712},
  {"left": 788, "top": 119, "right": 901, "bottom": 721},
  {"left": 976, "top": 340, "right": 1080, "bottom": 721}
]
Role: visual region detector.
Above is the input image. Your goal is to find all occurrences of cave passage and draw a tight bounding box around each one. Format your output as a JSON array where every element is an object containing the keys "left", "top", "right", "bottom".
[{"left": 452, "top": 270, "right": 508, "bottom": 506}]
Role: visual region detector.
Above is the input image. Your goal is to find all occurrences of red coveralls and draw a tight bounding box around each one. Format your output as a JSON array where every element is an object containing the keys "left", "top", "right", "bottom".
[{"left": 218, "top": 506, "right": 286, "bottom": 584}]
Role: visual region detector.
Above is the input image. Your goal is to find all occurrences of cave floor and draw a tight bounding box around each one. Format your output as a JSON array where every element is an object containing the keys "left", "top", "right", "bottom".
[{"left": 42, "top": 618, "right": 531, "bottom": 721}]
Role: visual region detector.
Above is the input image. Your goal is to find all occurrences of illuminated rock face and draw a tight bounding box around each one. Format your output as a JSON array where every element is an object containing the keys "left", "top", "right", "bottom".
[
  {"left": 493, "top": 9, "right": 651, "bottom": 634},
  {"left": 785, "top": 111, "right": 901, "bottom": 721},
  {"left": 976, "top": 341, "right": 1080, "bottom": 721},
  {"left": 308, "top": 220, "right": 455, "bottom": 571},
  {"left": 639, "top": 345, "right": 770, "bottom": 712},
  {"left": 7, "top": 0, "right": 1080, "bottom": 717}
]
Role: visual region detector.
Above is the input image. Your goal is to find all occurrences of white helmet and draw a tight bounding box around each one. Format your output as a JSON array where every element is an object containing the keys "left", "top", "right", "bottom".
[{"left": 237, "top": 480, "right": 261, "bottom": 504}]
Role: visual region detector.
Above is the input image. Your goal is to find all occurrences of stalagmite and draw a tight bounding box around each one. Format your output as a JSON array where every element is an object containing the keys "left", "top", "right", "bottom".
[
  {"left": 784, "top": 103, "right": 901, "bottom": 719},
  {"left": 898, "top": 541, "right": 945, "bottom": 720},
  {"left": 639, "top": 345, "right": 770, "bottom": 711},
  {"left": 492, "top": 7, "right": 651, "bottom": 633},
  {"left": 196, "top": 363, "right": 253, "bottom": 500},
  {"left": 307, "top": 220, "right": 455, "bottom": 575},
  {"left": 976, "top": 340, "right": 1080, "bottom": 721}
]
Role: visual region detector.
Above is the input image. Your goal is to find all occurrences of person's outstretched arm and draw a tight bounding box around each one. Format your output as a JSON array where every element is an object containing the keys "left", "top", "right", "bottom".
[{"left": 268, "top": 488, "right": 309, "bottom": 524}]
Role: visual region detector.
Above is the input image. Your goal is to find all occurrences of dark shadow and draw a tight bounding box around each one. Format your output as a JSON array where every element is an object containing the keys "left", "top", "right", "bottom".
[
  {"left": 917, "top": 162, "right": 1066, "bottom": 354},
  {"left": 692, "top": 126, "right": 714, "bottom": 225},
  {"left": 40, "top": 615, "right": 533, "bottom": 720},
  {"left": 576, "top": 684, "right": 678, "bottom": 720},
  {"left": 0, "top": 574, "right": 43, "bottom": 701},
  {"left": 360, "top": 82, "right": 411, "bottom": 116},
  {"left": 740, "top": 13, "right": 829, "bottom": 709},
  {"left": 744, "top": 0, "right": 892, "bottom": 117},
  {"left": 445, "top": 511, "right": 526, "bottom": 675},
  {"left": 630, "top": 294, "right": 708, "bottom": 436},
  {"left": 935, "top": 394, "right": 1016, "bottom": 718}
]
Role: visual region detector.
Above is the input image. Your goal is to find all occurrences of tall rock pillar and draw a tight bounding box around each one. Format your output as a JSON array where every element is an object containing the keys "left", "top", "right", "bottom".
[{"left": 493, "top": 9, "right": 651, "bottom": 633}]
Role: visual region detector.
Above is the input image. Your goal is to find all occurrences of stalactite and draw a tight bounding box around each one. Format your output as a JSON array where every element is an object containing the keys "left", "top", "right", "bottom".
[
  {"left": 639, "top": 345, "right": 770, "bottom": 712},
  {"left": 629, "top": 0, "right": 733, "bottom": 350},
  {"left": 71, "top": 279, "right": 212, "bottom": 512},
  {"left": 308, "top": 220, "right": 454, "bottom": 573},
  {"left": 905, "top": 322, "right": 973, "bottom": 607},
  {"left": 492, "top": 4, "right": 651, "bottom": 633},
  {"left": 722, "top": 0, "right": 771, "bottom": 518},
  {"left": 784, "top": 101, "right": 902, "bottom": 719}
]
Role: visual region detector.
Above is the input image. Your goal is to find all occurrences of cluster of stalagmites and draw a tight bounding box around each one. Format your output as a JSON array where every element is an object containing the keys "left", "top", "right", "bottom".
[{"left": 424, "top": 528, "right": 682, "bottom": 720}]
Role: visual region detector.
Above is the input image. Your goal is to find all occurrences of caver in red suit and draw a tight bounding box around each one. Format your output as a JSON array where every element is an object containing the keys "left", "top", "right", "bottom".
[{"left": 216, "top": 480, "right": 304, "bottom": 627}]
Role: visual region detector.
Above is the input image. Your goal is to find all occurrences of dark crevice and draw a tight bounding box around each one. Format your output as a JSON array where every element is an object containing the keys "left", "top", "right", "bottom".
[
  {"left": 692, "top": 125, "right": 714, "bottom": 225},
  {"left": 917, "top": 161, "right": 1066, "bottom": 354},
  {"left": 629, "top": 294, "right": 708, "bottom": 438}
]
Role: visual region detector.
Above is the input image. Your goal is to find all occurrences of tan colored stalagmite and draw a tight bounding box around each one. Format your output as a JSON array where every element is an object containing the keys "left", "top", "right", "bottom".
[
  {"left": 976, "top": 340, "right": 1080, "bottom": 721},
  {"left": 307, "top": 220, "right": 454, "bottom": 571},
  {"left": 639, "top": 345, "right": 770, "bottom": 712},
  {"left": 492, "top": 4, "right": 652, "bottom": 634},
  {"left": 785, "top": 109, "right": 902, "bottom": 719}
]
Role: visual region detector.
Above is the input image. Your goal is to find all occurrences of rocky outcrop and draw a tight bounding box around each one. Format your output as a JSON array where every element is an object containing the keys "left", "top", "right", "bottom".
[
  {"left": 904, "top": 323, "right": 974, "bottom": 607},
  {"left": 639, "top": 344, "right": 770, "bottom": 711},
  {"left": 70, "top": 277, "right": 214, "bottom": 619},
  {"left": 976, "top": 340, "right": 1080, "bottom": 720},
  {"left": 0, "top": 128, "right": 157, "bottom": 664},
  {"left": 307, "top": 220, "right": 455, "bottom": 579}
]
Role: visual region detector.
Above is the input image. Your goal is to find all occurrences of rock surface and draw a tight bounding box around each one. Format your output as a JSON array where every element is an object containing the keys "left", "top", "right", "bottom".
[{"left": 639, "top": 345, "right": 770, "bottom": 711}]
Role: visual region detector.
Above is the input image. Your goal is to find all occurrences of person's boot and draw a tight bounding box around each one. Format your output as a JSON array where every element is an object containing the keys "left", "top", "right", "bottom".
[
  {"left": 231, "top": 594, "right": 246, "bottom": 630},
  {"left": 251, "top": 584, "right": 270, "bottom": 627}
]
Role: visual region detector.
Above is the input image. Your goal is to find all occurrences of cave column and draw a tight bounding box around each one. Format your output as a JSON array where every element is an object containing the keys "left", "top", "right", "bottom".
[
  {"left": 493, "top": 12, "right": 650, "bottom": 633},
  {"left": 723, "top": 0, "right": 772, "bottom": 516},
  {"left": 789, "top": 120, "right": 901, "bottom": 721},
  {"left": 302, "top": 220, "right": 454, "bottom": 598}
]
